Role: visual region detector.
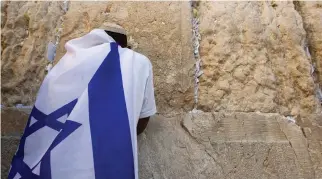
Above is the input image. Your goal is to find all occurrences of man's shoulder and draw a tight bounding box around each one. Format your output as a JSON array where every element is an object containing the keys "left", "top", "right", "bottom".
[
  {"left": 121, "top": 48, "right": 151, "bottom": 68},
  {"left": 132, "top": 50, "right": 152, "bottom": 68}
]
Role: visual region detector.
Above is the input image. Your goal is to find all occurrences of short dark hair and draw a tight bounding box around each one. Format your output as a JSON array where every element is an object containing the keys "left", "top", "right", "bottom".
[{"left": 105, "top": 30, "right": 127, "bottom": 48}]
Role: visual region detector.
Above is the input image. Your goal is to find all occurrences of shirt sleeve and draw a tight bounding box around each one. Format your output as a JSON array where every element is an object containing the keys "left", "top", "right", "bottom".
[{"left": 139, "top": 64, "right": 157, "bottom": 118}]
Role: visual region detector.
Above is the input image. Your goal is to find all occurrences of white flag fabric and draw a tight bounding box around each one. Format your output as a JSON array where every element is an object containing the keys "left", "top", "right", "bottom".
[{"left": 9, "top": 29, "right": 156, "bottom": 179}]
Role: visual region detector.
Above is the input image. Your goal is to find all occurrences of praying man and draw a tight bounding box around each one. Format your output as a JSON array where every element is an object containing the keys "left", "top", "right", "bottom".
[{"left": 8, "top": 23, "right": 157, "bottom": 179}]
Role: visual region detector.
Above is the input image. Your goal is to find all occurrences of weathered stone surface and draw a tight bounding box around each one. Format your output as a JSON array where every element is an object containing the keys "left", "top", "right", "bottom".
[
  {"left": 297, "top": 113, "right": 322, "bottom": 179},
  {"left": 1, "top": 108, "right": 30, "bottom": 178},
  {"left": 1, "top": 1, "right": 65, "bottom": 106},
  {"left": 139, "top": 112, "right": 317, "bottom": 179},
  {"left": 1, "top": 108, "right": 30, "bottom": 136},
  {"left": 198, "top": 1, "right": 321, "bottom": 116},
  {"left": 294, "top": 1, "right": 322, "bottom": 101},
  {"left": 2, "top": 1, "right": 322, "bottom": 179},
  {"left": 55, "top": 1, "right": 195, "bottom": 116},
  {"left": 1, "top": 137, "right": 20, "bottom": 179},
  {"left": 1, "top": 109, "right": 321, "bottom": 178},
  {"left": 1, "top": 2, "right": 195, "bottom": 115}
]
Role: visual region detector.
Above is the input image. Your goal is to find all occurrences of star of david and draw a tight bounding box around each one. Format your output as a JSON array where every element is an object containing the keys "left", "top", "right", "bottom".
[{"left": 8, "top": 99, "right": 81, "bottom": 179}]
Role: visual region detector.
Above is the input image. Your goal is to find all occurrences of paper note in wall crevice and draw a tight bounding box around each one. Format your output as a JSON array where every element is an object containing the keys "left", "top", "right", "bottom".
[{"left": 47, "top": 42, "right": 56, "bottom": 62}]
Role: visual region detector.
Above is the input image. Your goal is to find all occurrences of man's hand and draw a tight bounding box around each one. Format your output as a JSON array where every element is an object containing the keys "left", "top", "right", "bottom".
[{"left": 137, "top": 117, "right": 150, "bottom": 135}]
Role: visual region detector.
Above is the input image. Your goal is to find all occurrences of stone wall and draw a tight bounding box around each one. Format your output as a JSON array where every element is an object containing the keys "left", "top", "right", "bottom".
[
  {"left": 293, "top": 1, "right": 322, "bottom": 103},
  {"left": 1, "top": 1, "right": 322, "bottom": 179},
  {"left": 198, "top": 1, "right": 321, "bottom": 117},
  {"left": 1, "top": 1, "right": 65, "bottom": 105},
  {"left": 1, "top": 1, "right": 195, "bottom": 115}
]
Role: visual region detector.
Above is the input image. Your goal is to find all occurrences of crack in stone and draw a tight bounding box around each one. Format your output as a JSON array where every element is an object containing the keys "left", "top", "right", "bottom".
[
  {"left": 262, "top": 145, "right": 278, "bottom": 177},
  {"left": 180, "top": 120, "right": 194, "bottom": 139},
  {"left": 292, "top": 1, "right": 322, "bottom": 107},
  {"left": 1, "top": 135, "right": 22, "bottom": 140},
  {"left": 263, "top": 146, "right": 272, "bottom": 168},
  {"left": 276, "top": 116, "right": 316, "bottom": 179},
  {"left": 224, "top": 151, "right": 245, "bottom": 179},
  {"left": 204, "top": 149, "right": 225, "bottom": 176}
]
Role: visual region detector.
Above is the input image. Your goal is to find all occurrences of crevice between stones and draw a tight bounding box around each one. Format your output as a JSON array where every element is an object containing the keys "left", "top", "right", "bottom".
[
  {"left": 45, "top": 0, "right": 70, "bottom": 72},
  {"left": 190, "top": 1, "right": 202, "bottom": 110},
  {"left": 1, "top": 136, "right": 22, "bottom": 140},
  {"left": 293, "top": 1, "right": 322, "bottom": 106}
]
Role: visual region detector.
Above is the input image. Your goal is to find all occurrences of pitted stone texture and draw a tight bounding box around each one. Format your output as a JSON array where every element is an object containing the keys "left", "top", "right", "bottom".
[
  {"left": 1, "top": 108, "right": 30, "bottom": 178},
  {"left": 294, "top": 1, "right": 322, "bottom": 97},
  {"left": 1, "top": 137, "right": 20, "bottom": 179},
  {"left": 181, "top": 112, "right": 317, "bottom": 179},
  {"left": 1, "top": 110, "right": 320, "bottom": 179},
  {"left": 1, "top": 1, "right": 65, "bottom": 106},
  {"left": 297, "top": 113, "right": 322, "bottom": 179},
  {"left": 55, "top": 2, "right": 194, "bottom": 116},
  {"left": 1, "top": 108, "right": 30, "bottom": 136},
  {"left": 198, "top": 1, "right": 320, "bottom": 116},
  {"left": 138, "top": 112, "right": 319, "bottom": 179}
]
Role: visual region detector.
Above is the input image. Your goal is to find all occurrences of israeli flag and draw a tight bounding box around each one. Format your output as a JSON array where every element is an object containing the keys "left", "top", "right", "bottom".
[{"left": 9, "top": 29, "right": 134, "bottom": 179}]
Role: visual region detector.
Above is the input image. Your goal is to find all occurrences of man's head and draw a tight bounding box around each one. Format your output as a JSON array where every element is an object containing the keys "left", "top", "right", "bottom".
[
  {"left": 105, "top": 30, "right": 127, "bottom": 48},
  {"left": 100, "top": 23, "right": 128, "bottom": 48}
]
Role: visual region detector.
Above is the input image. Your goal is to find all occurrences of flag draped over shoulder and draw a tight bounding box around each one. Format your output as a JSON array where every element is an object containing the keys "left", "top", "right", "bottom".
[{"left": 8, "top": 29, "right": 135, "bottom": 179}]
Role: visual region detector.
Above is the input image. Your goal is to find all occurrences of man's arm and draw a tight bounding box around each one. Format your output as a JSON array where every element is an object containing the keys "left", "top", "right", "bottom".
[
  {"left": 137, "top": 60, "right": 156, "bottom": 135},
  {"left": 137, "top": 117, "right": 150, "bottom": 135}
]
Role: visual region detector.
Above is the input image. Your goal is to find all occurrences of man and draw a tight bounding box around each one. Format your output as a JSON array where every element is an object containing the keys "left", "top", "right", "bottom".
[
  {"left": 102, "top": 24, "right": 155, "bottom": 135},
  {"left": 9, "top": 23, "right": 156, "bottom": 179}
]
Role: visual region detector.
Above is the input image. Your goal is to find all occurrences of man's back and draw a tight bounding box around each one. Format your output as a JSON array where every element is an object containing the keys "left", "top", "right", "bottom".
[
  {"left": 8, "top": 29, "right": 156, "bottom": 179},
  {"left": 118, "top": 47, "right": 156, "bottom": 179}
]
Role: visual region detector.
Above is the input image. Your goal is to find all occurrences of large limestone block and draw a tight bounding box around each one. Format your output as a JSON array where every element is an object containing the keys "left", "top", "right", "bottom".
[
  {"left": 1, "top": 1, "right": 65, "bottom": 106},
  {"left": 1, "top": 109, "right": 320, "bottom": 179},
  {"left": 198, "top": 1, "right": 320, "bottom": 116},
  {"left": 139, "top": 112, "right": 318, "bottom": 179},
  {"left": 55, "top": 2, "right": 195, "bottom": 116}
]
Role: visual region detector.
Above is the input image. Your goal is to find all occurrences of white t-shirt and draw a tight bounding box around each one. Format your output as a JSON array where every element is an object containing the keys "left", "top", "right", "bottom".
[{"left": 118, "top": 47, "right": 157, "bottom": 179}]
